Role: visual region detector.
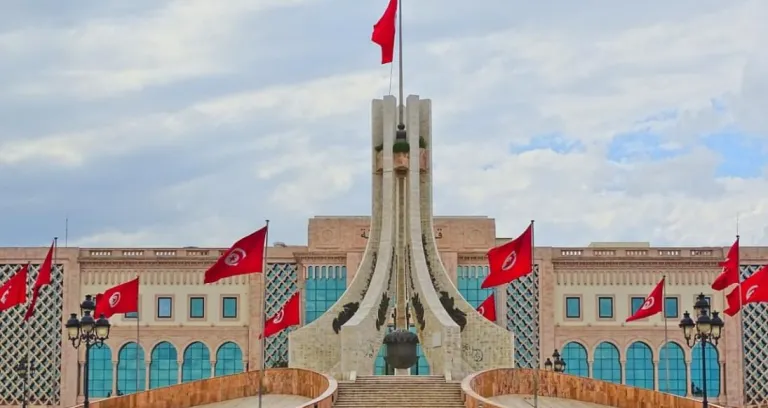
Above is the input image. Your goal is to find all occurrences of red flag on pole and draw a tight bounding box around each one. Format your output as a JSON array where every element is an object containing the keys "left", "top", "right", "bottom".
[
  {"left": 0, "top": 264, "right": 28, "bottom": 313},
  {"left": 476, "top": 293, "right": 497, "bottom": 322},
  {"left": 626, "top": 277, "right": 665, "bottom": 322},
  {"left": 24, "top": 241, "right": 54, "bottom": 321},
  {"left": 372, "top": 0, "right": 398, "bottom": 64},
  {"left": 204, "top": 226, "right": 268, "bottom": 284},
  {"left": 262, "top": 292, "right": 300, "bottom": 339},
  {"left": 712, "top": 238, "right": 740, "bottom": 291},
  {"left": 94, "top": 278, "right": 140, "bottom": 319},
  {"left": 481, "top": 223, "right": 533, "bottom": 289},
  {"left": 724, "top": 266, "right": 768, "bottom": 316}
]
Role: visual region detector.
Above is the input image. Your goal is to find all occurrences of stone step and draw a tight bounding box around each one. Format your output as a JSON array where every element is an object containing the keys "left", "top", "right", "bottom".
[{"left": 335, "top": 375, "right": 464, "bottom": 407}]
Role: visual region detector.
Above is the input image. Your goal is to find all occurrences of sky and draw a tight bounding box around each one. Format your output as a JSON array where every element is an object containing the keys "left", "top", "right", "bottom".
[{"left": 0, "top": 0, "right": 767, "bottom": 248}]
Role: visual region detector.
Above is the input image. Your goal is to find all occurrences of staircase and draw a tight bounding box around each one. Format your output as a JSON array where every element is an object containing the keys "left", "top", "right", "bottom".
[{"left": 334, "top": 375, "right": 464, "bottom": 407}]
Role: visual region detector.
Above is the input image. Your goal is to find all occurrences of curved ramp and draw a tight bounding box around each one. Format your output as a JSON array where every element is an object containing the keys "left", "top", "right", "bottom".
[
  {"left": 489, "top": 395, "right": 612, "bottom": 408},
  {"left": 194, "top": 395, "right": 310, "bottom": 408},
  {"left": 288, "top": 97, "right": 394, "bottom": 377}
]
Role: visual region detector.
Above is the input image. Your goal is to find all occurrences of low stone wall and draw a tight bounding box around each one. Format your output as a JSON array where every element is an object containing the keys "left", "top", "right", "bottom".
[
  {"left": 69, "top": 368, "right": 337, "bottom": 408},
  {"left": 462, "top": 368, "right": 725, "bottom": 408}
]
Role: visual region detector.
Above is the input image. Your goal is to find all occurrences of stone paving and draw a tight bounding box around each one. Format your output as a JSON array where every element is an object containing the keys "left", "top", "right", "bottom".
[
  {"left": 489, "top": 395, "right": 613, "bottom": 408},
  {"left": 193, "top": 394, "right": 310, "bottom": 408}
]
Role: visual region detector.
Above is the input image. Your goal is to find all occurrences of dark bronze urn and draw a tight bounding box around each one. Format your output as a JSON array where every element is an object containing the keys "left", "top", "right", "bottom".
[{"left": 383, "top": 329, "right": 419, "bottom": 369}]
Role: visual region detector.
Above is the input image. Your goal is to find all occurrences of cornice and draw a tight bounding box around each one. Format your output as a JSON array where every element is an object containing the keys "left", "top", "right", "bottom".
[
  {"left": 553, "top": 260, "right": 721, "bottom": 268},
  {"left": 293, "top": 252, "right": 349, "bottom": 263}
]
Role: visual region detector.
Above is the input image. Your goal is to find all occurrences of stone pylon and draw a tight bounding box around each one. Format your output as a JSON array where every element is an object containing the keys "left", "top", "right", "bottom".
[{"left": 288, "top": 95, "right": 514, "bottom": 380}]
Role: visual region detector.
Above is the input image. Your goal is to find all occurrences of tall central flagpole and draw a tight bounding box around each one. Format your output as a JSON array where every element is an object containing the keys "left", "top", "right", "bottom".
[
  {"left": 258, "top": 220, "right": 270, "bottom": 408},
  {"left": 662, "top": 275, "right": 670, "bottom": 394},
  {"left": 397, "top": 0, "right": 404, "bottom": 125},
  {"left": 736, "top": 234, "right": 747, "bottom": 404},
  {"left": 530, "top": 220, "right": 539, "bottom": 408}
]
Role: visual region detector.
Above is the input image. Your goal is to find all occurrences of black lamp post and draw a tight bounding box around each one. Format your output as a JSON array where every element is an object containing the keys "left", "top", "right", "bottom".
[
  {"left": 65, "top": 295, "right": 111, "bottom": 408},
  {"left": 14, "top": 357, "right": 35, "bottom": 408},
  {"left": 679, "top": 293, "right": 724, "bottom": 408},
  {"left": 544, "top": 349, "right": 566, "bottom": 373}
]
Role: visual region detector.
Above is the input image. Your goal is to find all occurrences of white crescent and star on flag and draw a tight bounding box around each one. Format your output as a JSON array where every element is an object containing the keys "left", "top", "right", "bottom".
[
  {"left": 273, "top": 308, "right": 285, "bottom": 324},
  {"left": 501, "top": 250, "right": 517, "bottom": 271},
  {"left": 224, "top": 248, "right": 247, "bottom": 266},
  {"left": 0, "top": 286, "right": 10, "bottom": 304},
  {"left": 747, "top": 285, "right": 759, "bottom": 300},
  {"left": 109, "top": 292, "right": 121, "bottom": 307},
  {"left": 641, "top": 297, "right": 655, "bottom": 310}
]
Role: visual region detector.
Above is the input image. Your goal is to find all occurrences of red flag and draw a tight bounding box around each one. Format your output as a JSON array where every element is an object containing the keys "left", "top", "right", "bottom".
[
  {"left": 262, "top": 292, "right": 300, "bottom": 338},
  {"left": 481, "top": 223, "right": 533, "bottom": 289},
  {"left": 204, "top": 226, "right": 268, "bottom": 284},
  {"left": 712, "top": 238, "right": 740, "bottom": 291},
  {"left": 94, "top": 278, "right": 140, "bottom": 319},
  {"left": 0, "top": 265, "right": 28, "bottom": 312},
  {"left": 724, "top": 266, "right": 768, "bottom": 316},
  {"left": 476, "top": 293, "right": 497, "bottom": 322},
  {"left": 371, "top": 0, "right": 398, "bottom": 64},
  {"left": 626, "top": 277, "right": 665, "bottom": 322},
  {"left": 24, "top": 241, "right": 54, "bottom": 321}
]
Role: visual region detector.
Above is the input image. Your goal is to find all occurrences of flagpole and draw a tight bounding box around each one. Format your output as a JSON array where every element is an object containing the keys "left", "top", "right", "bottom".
[
  {"left": 136, "top": 274, "right": 141, "bottom": 394},
  {"left": 530, "top": 220, "right": 538, "bottom": 408},
  {"left": 736, "top": 234, "right": 747, "bottom": 405},
  {"left": 397, "top": 0, "right": 404, "bottom": 124},
  {"left": 662, "top": 275, "right": 669, "bottom": 395},
  {"left": 258, "top": 220, "right": 270, "bottom": 408}
]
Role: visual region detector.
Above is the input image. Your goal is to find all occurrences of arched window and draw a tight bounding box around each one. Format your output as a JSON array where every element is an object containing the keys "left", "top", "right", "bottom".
[
  {"left": 88, "top": 344, "right": 113, "bottom": 398},
  {"left": 691, "top": 342, "right": 720, "bottom": 397},
  {"left": 625, "top": 341, "right": 654, "bottom": 390},
  {"left": 561, "top": 342, "right": 589, "bottom": 377},
  {"left": 182, "top": 342, "right": 211, "bottom": 382},
  {"left": 658, "top": 342, "right": 687, "bottom": 396},
  {"left": 593, "top": 342, "right": 621, "bottom": 384},
  {"left": 215, "top": 342, "right": 243, "bottom": 376},
  {"left": 116, "top": 342, "right": 146, "bottom": 395},
  {"left": 149, "top": 342, "right": 178, "bottom": 389}
]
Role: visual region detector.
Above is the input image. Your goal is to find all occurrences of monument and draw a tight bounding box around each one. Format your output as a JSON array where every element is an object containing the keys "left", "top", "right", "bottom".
[{"left": 288, "top": 94, "right": 515, "bottom": 379}]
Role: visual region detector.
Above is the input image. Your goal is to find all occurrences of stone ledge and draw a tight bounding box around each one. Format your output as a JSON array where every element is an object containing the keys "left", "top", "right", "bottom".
[
  {"left": 461, "top": 368, "right": 725, "bottom": 408},
  {"left": 68, "top": 368, "right": 337, "bottom": 408}
]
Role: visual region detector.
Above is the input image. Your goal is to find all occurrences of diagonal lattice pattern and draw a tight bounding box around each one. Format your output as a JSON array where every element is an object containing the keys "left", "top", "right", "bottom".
[
  {"left": 742, "top": 264, "right": 768, "bottom": 405},
  {"left": 0, "top": 263, "right": 63, "bottom": 406},
  {"left": 264, "top": 263, "right": 298, "bottom": 368},
  {"left": 506, "top": 264, "right": 540, "bottom": 369}
]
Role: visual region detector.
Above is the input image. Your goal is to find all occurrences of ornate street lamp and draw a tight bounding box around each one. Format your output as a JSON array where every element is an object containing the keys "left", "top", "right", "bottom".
[
  {"left": 680, "top": 293, "right": 724, "bottom": 408},
  {"left": 544, "top": 349, "right": 566, "bottom": 373},
  {"left": 14, "top": 357, "right": 35, "bottom": 408},
  {"left": 65, "top": 295, "right": 111, "bottom": 408}
]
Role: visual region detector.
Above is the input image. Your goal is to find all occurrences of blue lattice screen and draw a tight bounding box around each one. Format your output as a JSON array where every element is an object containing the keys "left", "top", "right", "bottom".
[
  {"left": 265, "top": 263, "right": 298, "bottom": 367},
  {"left": 741, "top": 264, "right": 767, "bottom": 404},
  {"left": 0, "top": 263, "right": 63, "bottom": 406},
  {"left": 506, "top": 264, "right": 540, "bottom": 368}
]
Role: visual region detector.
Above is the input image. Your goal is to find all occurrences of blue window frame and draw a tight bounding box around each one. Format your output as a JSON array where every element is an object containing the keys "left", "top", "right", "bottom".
[
  {"left": 88, "top": 344, "right": 113, "bottom": 398},
  {"left": 665, "top": 297, "right": 679, "bottom": 318},
  {"left": 598, "top": 297, "right": 614, "bottom": 318},
  {"left": 631, "top": 297, "right": 645, "bottom": 315},
  {"left": 125, "top": 311, "right": 138, "bottom": 319},
  {"left": 181, "top": 342, "right": 211, "bottom": 383},
  {"left": 692, "top": 342, "right": 720, "bottom": 397},
  {"left": 157, "top": 297, "right": 172, "bottom": 319},
  {"left": 304, "top": 266, "right": 347, "bottom": 324},
  {"left": 149, "top": 342, "right": 178, "bottom": 389},
  {"left": 561, "top": 342, "right": 589, "bottom": 377},
  {"left": 457, "top": 266, "right": 494, "bottom": 308},
  {"left": 565, "top": 297, "right": 581, "bottom": 318},
  {"left": 659, "top": 342, "right": 687, "bottom": 396},
  {"left": 222, "top": 297, "right": 238, "bottom": 318},
  {"left": 625, "top": 341, "right": 654, "bottom": 390},
  {"left": 592, "top": 342, "right": 621, "bottom": 384},
  {"left": 116, "top": 342, "right": 146, "bottom": 395},
  {"left": 189, "top": 297, "right": 205, "bottom": 319},
  {"left": 215, "top": 342, "right": 244, "bottom": 376}
]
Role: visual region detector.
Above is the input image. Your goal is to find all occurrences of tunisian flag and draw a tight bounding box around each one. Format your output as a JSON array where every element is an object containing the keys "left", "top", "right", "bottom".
[
  {"left": 481, "top": 222, "right": 533, "bottom": 289},
  {"left": 476, "top": 293, "right": 497, "bottom": 322},
  {"left": 204, "top": 226, "right": 268, "bottom": 284},
  {"left": 712, "top": 237, "right": 740, "bottom": 291},
  {"left": 372, "top": 0, "right": 398, "bottom": 64},
  {"left": 94, "top": 278, "right": 140, "bottom": 319},
  {"left": 0, "top": 264, "right": 28, "bottom": 312},
  {"left": 24, "top": 241, "right": 54, "bottom": 321},
  {"left": 626, "top": 277, "right": 665, "bottom": 322},
  {"left": 724, "top": 266, "right": 768, "bottom": 316},
  {"left": 262, "top": 292, "right": 300, "bottom": 338}
]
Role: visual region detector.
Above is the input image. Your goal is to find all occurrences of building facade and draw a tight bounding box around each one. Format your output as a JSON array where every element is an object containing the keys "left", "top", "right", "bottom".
[{"left": 1, "top": 216, "right": 766, "bottom": 407}]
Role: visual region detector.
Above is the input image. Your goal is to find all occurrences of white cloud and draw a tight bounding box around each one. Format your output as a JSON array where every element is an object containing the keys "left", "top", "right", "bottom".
[{"left": 3, "top": 0, "right": 768, "bottom": 247}]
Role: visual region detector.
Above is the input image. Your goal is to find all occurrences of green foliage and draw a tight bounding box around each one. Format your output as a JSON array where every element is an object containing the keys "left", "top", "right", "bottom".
[
  {"left": 392, "top": 141, "right": 410, "bottom": 153},
  {"left": 374, "top": 143, "right": 384, "bottom": 152},
  {"left": 419, "top": 136, "right": 427, "bottom": 149}
]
